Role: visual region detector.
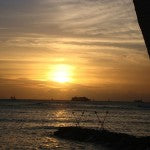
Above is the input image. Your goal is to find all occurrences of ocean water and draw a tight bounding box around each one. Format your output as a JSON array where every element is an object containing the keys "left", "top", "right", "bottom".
[{"left": 0, "top": 100, "right": 150, "bottom": 150}]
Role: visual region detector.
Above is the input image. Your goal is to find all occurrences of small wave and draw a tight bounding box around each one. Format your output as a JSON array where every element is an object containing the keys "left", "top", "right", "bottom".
[{"left": 25, "top": 126, "right": 58, "bottom": 130}]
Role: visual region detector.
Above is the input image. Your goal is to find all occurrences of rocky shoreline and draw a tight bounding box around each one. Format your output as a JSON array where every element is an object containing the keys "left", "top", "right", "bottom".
[{"left": 54, "top": 126, "right": 150, "bottom": 150}]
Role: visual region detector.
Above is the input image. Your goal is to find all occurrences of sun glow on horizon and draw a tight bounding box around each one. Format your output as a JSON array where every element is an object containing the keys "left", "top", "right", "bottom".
[{"left": 48, "top": 64, "right": 74, "bottom": 83}]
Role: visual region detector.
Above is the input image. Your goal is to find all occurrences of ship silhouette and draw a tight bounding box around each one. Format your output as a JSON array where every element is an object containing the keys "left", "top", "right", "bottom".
[{"left": 71, "top": 96, "right": 90, "bottom": 102}]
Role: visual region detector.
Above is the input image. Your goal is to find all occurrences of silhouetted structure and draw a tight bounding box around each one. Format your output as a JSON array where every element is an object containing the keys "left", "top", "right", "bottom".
[
  {"left": 133, "top": 0, "right": 150, "bottom": 57},
  {"left": 71, "top": 96, "right": 90, "bottom": 102}
]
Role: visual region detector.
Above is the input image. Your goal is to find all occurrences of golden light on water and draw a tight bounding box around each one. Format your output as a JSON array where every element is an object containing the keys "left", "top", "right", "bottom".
[{"left": 48, "top": 64, "right": 74, "bottom": 83}]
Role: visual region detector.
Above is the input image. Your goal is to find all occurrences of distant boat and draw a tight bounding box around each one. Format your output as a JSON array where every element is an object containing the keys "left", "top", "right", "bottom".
[
  {"left": 10, "top": 96, "right": 16, "bottom": 100},
  {"left": 71, "top": 96, "right": 90, "bottom": 102},
  {"left": 134, "top": 99, "right": 150, "bottom": 108},
  {"left": 134, "top": 99, "right": 143, "bottom": 103},
  {"left": 133, "top": 99, "right": 149, "bottom": 108}
]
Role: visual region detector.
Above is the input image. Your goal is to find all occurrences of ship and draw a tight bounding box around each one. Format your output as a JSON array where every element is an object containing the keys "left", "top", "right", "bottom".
[{"left": 71, "top": 96, "right": 90, "bottom": 102}]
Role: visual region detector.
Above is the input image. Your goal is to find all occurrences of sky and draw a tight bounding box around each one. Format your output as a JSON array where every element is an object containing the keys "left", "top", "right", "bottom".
[{"left": 0, "top": 0, "right": 150, "bottom": 101}]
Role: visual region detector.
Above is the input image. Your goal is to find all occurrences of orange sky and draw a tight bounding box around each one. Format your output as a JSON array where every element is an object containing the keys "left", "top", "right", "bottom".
[{"left": 0, "top": 0, "right": 150, "bottom": 101}]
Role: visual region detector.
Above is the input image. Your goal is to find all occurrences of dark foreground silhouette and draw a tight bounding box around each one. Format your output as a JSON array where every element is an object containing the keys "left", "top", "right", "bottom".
[
  {"left": 54, "top": 127, "right": 150, "bottom": 150},
  {"left": 133, "top": 0, "right": 150, "bottom": 56}
]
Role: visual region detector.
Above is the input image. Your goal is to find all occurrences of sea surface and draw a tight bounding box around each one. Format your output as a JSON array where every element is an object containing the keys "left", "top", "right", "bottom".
[{"left": 0, "top": 99, "right": 150, "bottom": 150}]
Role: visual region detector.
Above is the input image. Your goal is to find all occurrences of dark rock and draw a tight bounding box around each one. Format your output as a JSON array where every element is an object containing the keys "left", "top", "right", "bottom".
[{"left": 54, "top": 126, "right": 150, "bottom": 150}]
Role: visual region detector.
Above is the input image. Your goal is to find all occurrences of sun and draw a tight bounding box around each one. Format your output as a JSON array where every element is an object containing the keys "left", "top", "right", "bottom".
[
  {"left": 49, "top": 64, "right": 73, "bottom": 83},
  {"left": 53, "top": 69, "right": 69, "bottom": 83}
]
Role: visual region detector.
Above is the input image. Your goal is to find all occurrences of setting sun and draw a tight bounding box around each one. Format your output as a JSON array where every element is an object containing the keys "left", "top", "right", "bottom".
[{"left": 49, "top": 64, "right": 73, "bottom": 83}]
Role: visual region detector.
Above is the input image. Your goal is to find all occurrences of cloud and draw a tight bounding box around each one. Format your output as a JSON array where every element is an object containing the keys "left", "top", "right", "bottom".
[
  {"left": 0, "top": 0, "right": 141, "bottom": 37},
  {"left": 0, "top": 0, "right": 150, "bottom": 101},
  {"left": 0, "top": 0, "right": 145, "bottom": 55},
  {"left": 0, "top": 0, "right": 145, "bottom": 52}
]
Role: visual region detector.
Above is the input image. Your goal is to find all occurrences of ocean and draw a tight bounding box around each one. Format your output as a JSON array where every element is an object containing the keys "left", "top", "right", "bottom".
[{"left": 0, "top": 99, "right": 149, "bottom": 150}]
